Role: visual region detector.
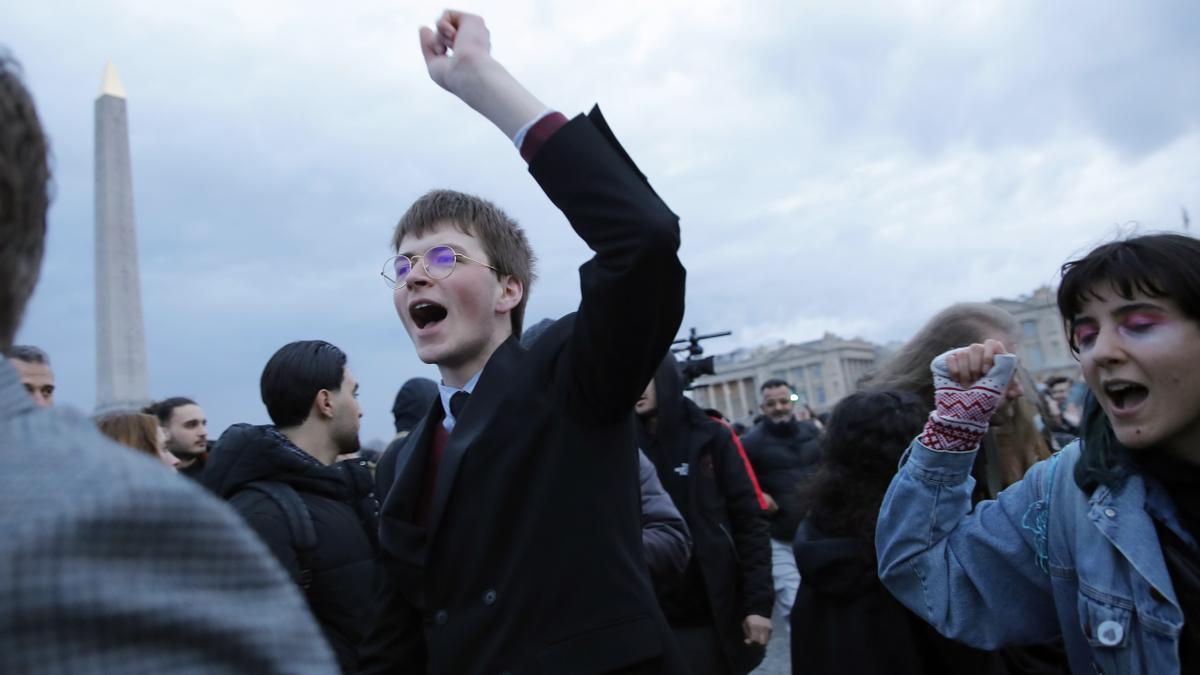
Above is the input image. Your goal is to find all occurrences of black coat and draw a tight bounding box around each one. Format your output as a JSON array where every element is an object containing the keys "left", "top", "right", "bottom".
[
  {"left": 177, "top": 448, "right": 208, "bottom": 483},
  {"left": 638, "top": 449, "right": 692, "bottom": 583},
  {"left": 740, "top": 418, "right": 821, "bottom": 541},
  {"left": 363, "top": 108, "right": 688, "bottom": 675},
  {"left": 203, "top": 424, "right": 379, "bottom": 674},
  {"left": 638, "top": 356, "right": 774, "bottom": 674},
  {"left": 790, "top": 520, "right": 1003, "bottom": 675}
]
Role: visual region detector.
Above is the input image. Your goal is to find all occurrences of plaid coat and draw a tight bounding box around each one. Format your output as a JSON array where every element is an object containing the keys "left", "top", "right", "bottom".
[{"left": 0, "top": 360, "right": 338, "bottom": 674}]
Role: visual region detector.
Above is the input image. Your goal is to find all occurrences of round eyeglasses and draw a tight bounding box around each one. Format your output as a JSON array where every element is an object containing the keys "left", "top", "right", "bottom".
[{"left": 380, "top": 244, "right": 499, "bottom": 289}]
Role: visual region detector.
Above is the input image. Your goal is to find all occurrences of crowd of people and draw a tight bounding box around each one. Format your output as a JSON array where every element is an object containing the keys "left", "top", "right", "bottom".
[{"left": 3, "top": 10, "right": 1199, "bottom": 675}]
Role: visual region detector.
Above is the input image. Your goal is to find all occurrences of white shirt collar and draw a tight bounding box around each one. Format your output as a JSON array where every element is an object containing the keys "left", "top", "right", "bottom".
[{"left": 438, "top": 370, "right": 481, "bottom": 432}]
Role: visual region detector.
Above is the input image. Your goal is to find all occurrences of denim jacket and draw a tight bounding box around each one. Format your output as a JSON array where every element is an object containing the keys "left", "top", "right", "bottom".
[{"left": 877, "top": 440, "right": 1189, "bottom": 675}]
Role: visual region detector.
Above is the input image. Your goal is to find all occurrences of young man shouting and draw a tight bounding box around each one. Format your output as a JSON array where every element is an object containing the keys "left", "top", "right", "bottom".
[{"left": 363, "top": 11, "right": 687, "bottom": 674}]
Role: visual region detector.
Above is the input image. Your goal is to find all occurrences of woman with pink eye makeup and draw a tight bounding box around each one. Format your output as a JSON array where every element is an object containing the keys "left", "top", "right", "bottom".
[{"left": 874, "top": 233, "right": 1200, "bottom": 675}]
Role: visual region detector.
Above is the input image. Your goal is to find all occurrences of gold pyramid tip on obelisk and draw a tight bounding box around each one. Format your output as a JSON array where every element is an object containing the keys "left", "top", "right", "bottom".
[{"left": 98, "top": 60, "right": 126, "bottom": 99}]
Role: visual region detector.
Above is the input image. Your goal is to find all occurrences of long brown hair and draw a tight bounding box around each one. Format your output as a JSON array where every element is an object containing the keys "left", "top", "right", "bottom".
[
  {"left": 95, "top": 412, "right": 161, "bottom": 459},
  {"left": 861, "top": 302, "right": 1050, "bottom": 494},
  {"left": 860, "top": 303, "right": 1018, "bottom": 409}
]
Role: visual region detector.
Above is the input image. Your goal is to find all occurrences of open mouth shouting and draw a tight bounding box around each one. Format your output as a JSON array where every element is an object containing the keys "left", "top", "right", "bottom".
[
  {"left": 409, "top": 300, "right": 448, "bottom": 331},
  {"left": 1102, "top": 379, "right": 1149, "bottom": 417}
]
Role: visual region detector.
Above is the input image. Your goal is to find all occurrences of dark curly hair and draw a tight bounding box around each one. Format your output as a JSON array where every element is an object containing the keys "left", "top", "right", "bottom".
[
  {"left": 0, "top": 53, "right": 51, "bottom": 349},
  {"left": 794, "top": 390, "right": 928, "bottom": 543}
]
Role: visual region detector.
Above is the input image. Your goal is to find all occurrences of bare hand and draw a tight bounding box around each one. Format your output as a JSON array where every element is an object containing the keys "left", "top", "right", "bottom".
[
  {"left": 762, "top": 492, "right": 779, "bottom": 515},
  {"left": 419, "top": 10, "right": 492, "bottom": 94},
  {"left": 742, "top": 614, "right": 772, "bottom": 646},
  {"left": 417, "top": 10, "right": 547, "bottom": 140}
]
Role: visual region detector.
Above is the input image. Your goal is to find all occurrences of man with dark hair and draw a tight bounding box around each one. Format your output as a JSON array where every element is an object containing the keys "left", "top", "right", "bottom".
[
  {"left": 740, "top": 378, "right": 822, "bottom": 628},
  {"left": 7, "top": 344, "right": 54, "bottom": 407},
  {"left": 389, "top": 377, "right": 439, "bottom": 441},
  {"left": 391, "top": 377, "right": 439, "bottom": 437},
  {"left": 204, "top": 340, "right": 377, "bottom": 674},
  {"left": 0, "top": 53, "right": 337, "bottom": 673},
  {"left": 144, "top": 396, "right": 209, "bottom": 480},
  {"left": 1045, "top": 375, "right": 1072, "bottom": 407},
  {"left": 636, "top": 356, "right": 774, "bottom": 675},
  {"left": 364, "top": 11, "right": 687, "bottom": 674},
  {"left": 1044, "top": 374, "right": 1081, "bottom": 441}
]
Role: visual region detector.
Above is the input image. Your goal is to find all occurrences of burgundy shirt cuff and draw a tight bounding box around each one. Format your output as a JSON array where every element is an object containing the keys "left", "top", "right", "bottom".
[{"left": 519, "top": 112, "right": 569, "bottom": 164}]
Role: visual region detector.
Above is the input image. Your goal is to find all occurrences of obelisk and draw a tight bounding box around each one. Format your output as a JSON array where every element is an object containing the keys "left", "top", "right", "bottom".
[{"left": 94, "top": 61, "right": 149, "bottom": 413}]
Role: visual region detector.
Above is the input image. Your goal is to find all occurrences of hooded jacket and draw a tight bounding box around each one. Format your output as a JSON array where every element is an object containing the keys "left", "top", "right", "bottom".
[
  {"left": 740, "top": 417, "right": 822, "bottom": 541},
  {"left": 391, "top": 378, "right": 439, "bottom": 435},
  {"left": 383, "top": 378, "right": 441, "bottom": 472},
  {"left": 203, "top": 424, "right": 379, "bottom": 674},
  {"left": 637, "top": 356, "right": 774, "bottom": 674},
  {"left": 791, "top": 520, "right": 1002, "bottom": 675}
]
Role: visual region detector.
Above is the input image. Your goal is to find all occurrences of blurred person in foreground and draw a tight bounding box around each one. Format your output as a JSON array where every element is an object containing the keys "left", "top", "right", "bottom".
[
  {"left": 94, "top": 410, "right": 180, "bottom": 470},
  {"left": 790, "top": 390, "right": 1002, "bottom": 674},
  {"left": 0, "top": 52, "right": 337, "bottom": 674}
]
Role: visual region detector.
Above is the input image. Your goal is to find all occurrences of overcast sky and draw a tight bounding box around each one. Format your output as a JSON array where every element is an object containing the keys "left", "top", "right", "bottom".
[{"left": 7, "top": 0, "right": 1198, "bottom": 444}]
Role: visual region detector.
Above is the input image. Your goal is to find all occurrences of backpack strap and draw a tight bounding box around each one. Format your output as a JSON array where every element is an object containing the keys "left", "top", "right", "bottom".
[
  {"left": 1021, "top": 451, "right": 1063, "bottom": 575},
  {"left": 237, "top": 481, "right": 318, "bottom": 590}
]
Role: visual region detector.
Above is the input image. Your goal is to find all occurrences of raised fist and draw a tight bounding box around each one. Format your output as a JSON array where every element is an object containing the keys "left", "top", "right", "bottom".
[
  {"left": 919, "top": 340, "right": 1018, "bottom": 452},
  {"left": 419, "top": 11, "right": 493, "bottom": 95}
]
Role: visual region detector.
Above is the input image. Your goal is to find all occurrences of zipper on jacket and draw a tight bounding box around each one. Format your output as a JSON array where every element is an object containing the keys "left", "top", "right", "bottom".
[{"left": 718, "top": 523, "right": 740, "bottom": 563}]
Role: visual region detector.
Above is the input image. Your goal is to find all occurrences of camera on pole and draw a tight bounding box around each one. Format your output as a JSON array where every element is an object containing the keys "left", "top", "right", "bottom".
[{"left": 672, "top": 327, "right": 732, "bottom": 388}]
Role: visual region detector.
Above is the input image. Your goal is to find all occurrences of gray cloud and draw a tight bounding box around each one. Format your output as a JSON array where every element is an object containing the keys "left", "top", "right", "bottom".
[{"left": 8, "top": 0, "right": 1199, "bottom": 443}]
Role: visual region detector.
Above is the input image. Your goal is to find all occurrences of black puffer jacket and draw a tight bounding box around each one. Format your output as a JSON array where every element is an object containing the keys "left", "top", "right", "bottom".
[
  {"left": 203, "top": 424, "right": 379, "bottom": 674},
  {"left": 638, "top": 356, "right": 774, "bottom": 674},
  {"left": 740, "top": 418, "right": 821, "bottom": 540},
  {"left": 791, "top": 520, "right": 1004, "bottom": 675}
]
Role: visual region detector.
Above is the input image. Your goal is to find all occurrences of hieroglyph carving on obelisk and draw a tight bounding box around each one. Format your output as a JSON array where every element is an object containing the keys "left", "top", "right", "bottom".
[{"left": 94, "top": 61, "right": 150, "bottom": 413}]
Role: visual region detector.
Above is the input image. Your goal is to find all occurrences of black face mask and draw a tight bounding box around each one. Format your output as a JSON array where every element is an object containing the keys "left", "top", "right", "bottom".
[{"left": 764, "top": 416, "right": 799, "bottom": 436}]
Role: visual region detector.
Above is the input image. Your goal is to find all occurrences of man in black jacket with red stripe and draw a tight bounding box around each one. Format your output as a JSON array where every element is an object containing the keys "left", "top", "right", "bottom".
[{"left": 635, "top": 355, "right": 775, "bottom": 675}]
